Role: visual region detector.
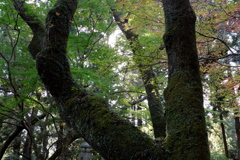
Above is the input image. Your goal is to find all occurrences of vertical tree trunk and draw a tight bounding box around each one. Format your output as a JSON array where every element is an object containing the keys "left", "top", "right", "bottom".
[
  {"left": 213, "top": 96, "right": 229, "bottom": 158},
  {"left": 219, "top": 111, "right": 229, "bottom": 158},
  {"left": 235, "top": 116, "right": 240, "bottom": 160},
  {"left": 12, "top": 134, "right": 21, "bottom": 159},
  {"left": 162, "top": 0, "right": 210, "bottom": 159},
  {"left": 22, "top": 134, "right": 31, "bottom": 160}
]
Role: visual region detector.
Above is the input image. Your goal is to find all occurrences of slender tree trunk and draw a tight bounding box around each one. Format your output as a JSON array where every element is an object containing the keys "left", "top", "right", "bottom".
[
  {"left": 162, "top": 0, "right": 210, "bottom": 159},
  {"left": 22, "top": 134, "right": 31, "bottom": 160},
  {"left": 111, "top": 10, "right": 166, "bottom": 139},
  {"left": 213, "top": 93, "right": 229, "bottom": 158},
  {"left": 219, "top": 112, "right": 229, "bottom": 158},
  {"left": 235, "top": 116, "right": 240, "bottom": 160},
  {"left": 49, "top": 128, "right": 78, "bottom": 160}
]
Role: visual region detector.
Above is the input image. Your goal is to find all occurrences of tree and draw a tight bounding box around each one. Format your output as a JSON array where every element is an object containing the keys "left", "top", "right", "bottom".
[
  {"left": 192, "top": 0, "right": 240, "bottom": 158},
  {"left": 1, "top": 0, "right": 211, "bottom": 159},
  {"left": 111, "top": 2, "right": 166, "bottom": 139},
  {"left": 162, "top": 0, "right": 210, "bottom": 159}
]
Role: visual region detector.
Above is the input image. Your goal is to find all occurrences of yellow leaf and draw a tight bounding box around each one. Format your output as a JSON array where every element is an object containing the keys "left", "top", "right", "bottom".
[
  {"left": 56, "top": 12, "right": 60, "bottom": 16},
  {"left": 49, "top": 24, "right": 54, "bottom": 28}
]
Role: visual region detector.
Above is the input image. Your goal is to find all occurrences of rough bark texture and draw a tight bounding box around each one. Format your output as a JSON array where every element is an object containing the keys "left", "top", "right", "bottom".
[
  {"left": 162, "top": 0, "right": 210, "bottom": 159},
  {"left": 112, "top": 10, "right": 166, "bottom": 139},
  {"left": 35, "top": 0, "right": 164, "bottom": 159}
]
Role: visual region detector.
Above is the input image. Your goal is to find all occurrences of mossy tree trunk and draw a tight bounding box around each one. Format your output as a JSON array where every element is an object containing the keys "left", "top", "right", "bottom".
[
  {"left": 162, "top": 0, "right": 210, "bottom": 159},
  {"left": 35, "top": 0, "right": 164, "bottom": 159},
  {"left": 13, "top": 0, "right": 211, "bottom": 159}
]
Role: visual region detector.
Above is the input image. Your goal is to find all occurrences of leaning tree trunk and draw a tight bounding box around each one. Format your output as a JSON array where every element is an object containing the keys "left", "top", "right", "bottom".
[
  {"left": 162, "top": 0, "right": 210, "bottom": 159},
  {"left": 111, "top": 10, "right": 166, "bottom": 139},
  {"left": 35, "top": 0, "right": 164, "bottom": 159}
]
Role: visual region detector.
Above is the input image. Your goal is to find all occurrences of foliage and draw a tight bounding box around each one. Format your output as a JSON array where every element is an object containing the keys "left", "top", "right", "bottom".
[
  {"left": 0, "top": 0, "right": 239, "bottom": 159},
  {"left": 210, "top": 152, "right": 228, "bottom": 160}
]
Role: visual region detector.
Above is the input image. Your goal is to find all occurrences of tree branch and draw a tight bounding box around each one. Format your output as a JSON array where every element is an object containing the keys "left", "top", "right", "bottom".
[
  {"left": 196, "top": 31, "right": 235, "bottom": 54},
  {"left": 0, "top": 114, "right": 46, "bottom": 159},
  {"left": 12, "top": 0, "right": 45, "bottom": 59}
]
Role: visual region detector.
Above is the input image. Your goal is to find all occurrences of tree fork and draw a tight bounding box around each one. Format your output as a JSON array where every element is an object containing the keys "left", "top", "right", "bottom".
[
  {"left": 14, "top": 0, "right": 211, "bottom": 159},
  {"left": 35, "top": 0, "right": 164, "bottom": 159}
]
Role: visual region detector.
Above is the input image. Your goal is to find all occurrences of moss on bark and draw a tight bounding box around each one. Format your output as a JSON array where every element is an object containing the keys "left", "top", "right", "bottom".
[
  {"left": 20, "top": 0, "right": 211, "bottom": 159},
  {"left": 59, "top": 90, "right": 165, "bottom": 160},
  {"left": 162, "top": 0, "right": 210, "bottom": 159},
  {"left": 164, "top": 71, "right": 209, "bottom": 159},
  {"left": 35, "top": 0, "right": 166, "bottom": 159}
]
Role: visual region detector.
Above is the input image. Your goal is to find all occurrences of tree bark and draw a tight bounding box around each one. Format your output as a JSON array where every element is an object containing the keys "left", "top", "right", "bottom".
[
  {"left": 12, "top": 134, "right": 21, "bottom": 159},
  {"left": 22, "top": 133, "right": 31, "bottom": 160},
  {"left": 49, "top": 127, "right": 79, "bottom": 160},
  {"left": 162, "top": 0, "right": 210, "bottom": 159}
]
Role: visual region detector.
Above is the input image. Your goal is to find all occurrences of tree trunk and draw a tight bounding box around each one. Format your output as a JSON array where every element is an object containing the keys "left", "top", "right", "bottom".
[
  {"left": 12, "top": 134, "right": 21, "bottom": 159},
  {"left": 162, "top": 0, "right": 210, "bottom": 159},
  {"left": 22, "top": 134, "right": 31, "bottom": 160},
  {"left": 235, "top": 116, "right": 240, "bottom": 160},
  {"left": 0, "top": 114, "right": 45, "bottom": 159},
  {"left": 13, "top": 0, "right": 45, "bottom": 59},
  {"left": 15, "top": 0, "right": 211, "bottom": 159},
  {"left": 35, "top": 0, "right": 164, "bottom": 159},
  {"left": 111, "top": 10, "right": 166, "bottom": 139},
  {"left": 0, "top": 126, "right": 23, "bottom": 159},
  {"left": 219, "top": 111, "right": 229, "bottom": 158}
]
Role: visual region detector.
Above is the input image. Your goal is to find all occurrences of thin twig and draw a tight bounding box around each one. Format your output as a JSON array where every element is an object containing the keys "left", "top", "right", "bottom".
[{"left": 196, "top": 31, "right": 235, "bottom": 54}]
